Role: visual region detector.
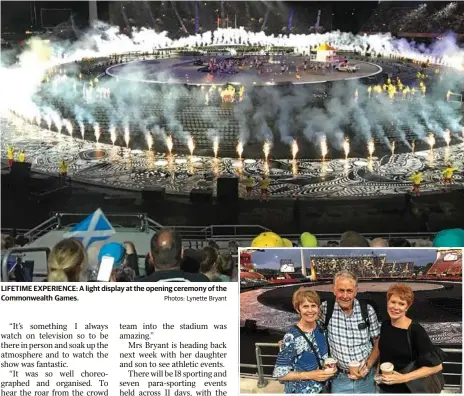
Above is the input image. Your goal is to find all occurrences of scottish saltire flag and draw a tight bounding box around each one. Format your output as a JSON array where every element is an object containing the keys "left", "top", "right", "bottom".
[{"left": 64, "top": 209, "right": 115, "bottom": 249}]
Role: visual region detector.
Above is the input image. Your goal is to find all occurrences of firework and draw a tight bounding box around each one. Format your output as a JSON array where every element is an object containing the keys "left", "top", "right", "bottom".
[
  {"left": 110, "top": 126, "right": 117, "bottom": 145},
  {"left": 320, "top": 136, "right": 328, "bottom": 161},
  {"left": 368, "top": 139, "right": 375, "bottom": 157},
  {"left": 263, "top": 140, "right": 271, "bottom": 161},
  {"left": 124, "top": 126, "right": 130, "bottom": 148},
  {"left": 443, "top": 129, "right": 451, "bottom": 147},
  {"left": 213, "top": 136, "right": 219, "bottom": 158},
  {"left": 427, "top": 132, "right": 435, "bottom": 150},
  {"left": 291, "top": 139, "right": 298, "bottom": 160},
  {"left": 343, "top": 137, "right": 350, "bottom": 160},
  {"left": 166, "top": 135, "right": 173, "bottom": 155},
  {"left": 187, "top": 136, "right": 195, "bottom": 156},
  {"left": 94, "top": 123, "right": 100, "bottom": 142},
  {"left": 146, "top": 132, "right": 153, "bottom": 151},
  {"left": 237, "top": 141, "right": 243, "bottom": 159}
]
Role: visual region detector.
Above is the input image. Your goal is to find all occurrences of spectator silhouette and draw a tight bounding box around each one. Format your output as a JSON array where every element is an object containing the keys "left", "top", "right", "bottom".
[
  {"left": 200, "top": 246, "right": 220, "bottom": 281},
  {"left": 340, "top": 231, "right": 370, "bottom": 247},
  {"left": 181, "top": 248, "right": 205, "bottom": 274},
  {"left": 216, "top": 253, "right": 234, "bottom": 281},
  {"left": 141, "top": 228, "right": 209, "bottom": 282},
  {"left": 370, "top": 238, "right": 389, "bottom": 248}
]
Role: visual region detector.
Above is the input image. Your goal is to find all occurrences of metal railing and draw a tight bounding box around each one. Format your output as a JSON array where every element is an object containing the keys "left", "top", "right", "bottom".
[
  {"left": 23, "top": 215, "right": 61, "bottom": 243},
  {"left": 277, "top": 232, "right": 436, "bottom": 242},
  {"left": 11, "top": 211, "right": 438, "bottom": 247},
  {"left": 1, "top": 228, "right": 30, "bottom": 236},
  {"left": 242, "top": 343, "right": 462, "bottom": 391},
  {"left": 1, "top": 247, "right": 51, "bottom": 282},
  {"left": 52, "top": 212, "right": 148, "bottom": 231},
  {"left": 144, "top": 220, "right": 270, "bottom": 241}
]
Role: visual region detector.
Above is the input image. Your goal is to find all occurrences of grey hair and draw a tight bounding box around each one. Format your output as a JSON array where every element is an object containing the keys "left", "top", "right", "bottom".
[{"left": 333, "top": 270, "right": 358, "bottom": 286}]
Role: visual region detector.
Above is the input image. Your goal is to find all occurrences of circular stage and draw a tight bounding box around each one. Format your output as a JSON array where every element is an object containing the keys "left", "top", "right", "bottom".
[
  {"left": 2, "top": 113, "right": 463, "bottom": 198},
  {"left": 105, "top": 56, "right": 382, "bottom": 86},
  {"left": 241, "top": 281, "right": 462, "bottom": 345}
]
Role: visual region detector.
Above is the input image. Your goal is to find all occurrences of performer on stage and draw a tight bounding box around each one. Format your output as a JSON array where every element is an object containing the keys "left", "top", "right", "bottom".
[
  {"left": 442, "top": 164, "right": 457, "bottom": 187},
  {"left": 244, "top": 175, "right": 254, "bottom": 199},
  {"left": 7, "top": 146, "right": 14, "bottom": 169},
  {"left": 409, "top": 171, "right": 423, "bottom": 196},
  {"left": 59, "top": 159, "right": 69, "bottom": 179},
  {"left": 260, "top": 175, "right": 270, "bottom": 201},
  {"left": 18, "top": 150, "right": 25, "bottom": 163}
]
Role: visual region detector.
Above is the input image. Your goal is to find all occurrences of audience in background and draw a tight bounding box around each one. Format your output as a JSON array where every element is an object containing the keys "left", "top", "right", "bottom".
[
  {"left": 339, "top": 231, "right": 370, "bottom": 247},
  {"left": 6, "top": 214, "right": 462, "bottom": 283},
  {"left": 141, "top": 228, "right": 209, "bottom": 282},
  {"left": 123, "top": 241, "right": 139, "bottom": 276},
  {"left": 389, "top": 238, "right": 412, "bottom": 247},
  {"left": 216, "top": 253, "right": 235, "bottom": 282},
  {"left": 98, "top": 241, "right": 136, "bottom": 282},
  {"left": 201, "top": 246, "right": 220, "bottom": 281},
  {"left": 111, "top": 266, "right": 136, "bottom": 282},
  {"left": 208, "top": 240, "right": 220, "bottom": 250},
  {"left": 181, "top": 249, "right": 204, "bottom": 274},
  {"left": 370, "top": 237, "right": 389, "bottom": 248},
  {"left": 145, "top": 253, "right": 155, "bottom": 277}
]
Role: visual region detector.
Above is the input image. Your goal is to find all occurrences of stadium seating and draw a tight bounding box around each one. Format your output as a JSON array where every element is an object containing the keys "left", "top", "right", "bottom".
[
  {"left": 362, "top": 2, "right": 464, "bottom": 35},
  {"left": 311, "top": 255, "right": 414, "bottom": 279},
  {"left": 427, "top": 249, "right": 462, "bottom": 276}
]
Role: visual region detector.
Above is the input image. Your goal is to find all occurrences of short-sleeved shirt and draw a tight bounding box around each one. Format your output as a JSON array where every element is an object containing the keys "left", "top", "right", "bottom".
[
  {"left": 320, "top": 299, "right": 381, "bottom": 370},
  {"left": 273, "top": 325, "right": 329, "bottom": 394},
  {"left": 379, "top": 321, "right": 438, "bottom": 393}
]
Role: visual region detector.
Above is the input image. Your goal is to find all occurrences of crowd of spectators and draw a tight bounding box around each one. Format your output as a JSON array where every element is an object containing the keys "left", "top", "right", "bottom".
[
  {"left": 2, "top": 228, "right": 238, "bottom": 283},
  {"left": 109, "top": 2, "right": 331, "bottom": 37},
  {"left": 312, "top": 255, "right": 414, "bottom": 279},
  {"left": 362, "top": 2, "right": 464, "bottom": 35},
  {"left": 3, "top": 220, "right": 463, "bottom": 283}
]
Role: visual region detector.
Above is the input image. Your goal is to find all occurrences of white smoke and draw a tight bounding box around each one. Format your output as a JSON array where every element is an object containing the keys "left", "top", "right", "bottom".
[{"left": 1, "top": 24, "right": 463, "bottom": 153}]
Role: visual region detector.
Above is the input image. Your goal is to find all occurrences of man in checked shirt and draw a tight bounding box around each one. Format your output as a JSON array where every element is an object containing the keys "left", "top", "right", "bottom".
[{"left": 320, "top": 270, "right": 380, "bottom": 393}]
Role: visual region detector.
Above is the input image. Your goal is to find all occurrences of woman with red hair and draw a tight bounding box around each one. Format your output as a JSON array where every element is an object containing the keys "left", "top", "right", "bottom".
[{"left": 377, "top": 283, "right": 443, "bottom": 393}]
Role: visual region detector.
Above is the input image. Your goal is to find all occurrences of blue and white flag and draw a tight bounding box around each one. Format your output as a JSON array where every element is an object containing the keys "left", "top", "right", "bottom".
[{"left": 64, "top": 209, "right": 115, "bottom": 249}]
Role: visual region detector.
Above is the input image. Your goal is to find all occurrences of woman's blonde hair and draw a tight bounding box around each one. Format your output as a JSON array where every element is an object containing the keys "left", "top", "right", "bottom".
[
  {"left": 387, "top": 283, "right": 414, "bottom": 307},
  {"left": 48, "top": 238, "right": 87, "bottom": 282},
  {"left": 292, "top": 287, "right": 321, "bottom": 312}
]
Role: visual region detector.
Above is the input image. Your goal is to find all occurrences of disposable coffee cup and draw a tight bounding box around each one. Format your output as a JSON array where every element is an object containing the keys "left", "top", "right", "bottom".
[
  {"left": 348, "top": 361, "right": 361, "bottom": 376},
  {"left": 380, "top": 362, "right": 394, "bottom": 374},
  {"left": 324, "top": 358, "right": 337, "bottom": 370}
]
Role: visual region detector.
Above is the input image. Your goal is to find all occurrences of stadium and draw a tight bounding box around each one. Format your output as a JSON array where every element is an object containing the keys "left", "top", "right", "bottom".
[
  {"left": 1, "top": 1, "right": 464, "bottom": 200},
  {"left": 240, "top": 248, "right": 462, "bottom": 393},
  {"left": 1, "top": 4, "right": 464, "bottom": 275}
]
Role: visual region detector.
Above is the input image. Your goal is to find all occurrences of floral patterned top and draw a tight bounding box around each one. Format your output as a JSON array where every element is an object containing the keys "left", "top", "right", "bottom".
[{"left": 273, "top": 325, "right": 329, "bottom": 394}]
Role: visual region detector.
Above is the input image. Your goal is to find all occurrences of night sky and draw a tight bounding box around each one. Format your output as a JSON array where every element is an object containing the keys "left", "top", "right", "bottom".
[{"left": 249, "top": 248, "right": 438, "bottom": 270}]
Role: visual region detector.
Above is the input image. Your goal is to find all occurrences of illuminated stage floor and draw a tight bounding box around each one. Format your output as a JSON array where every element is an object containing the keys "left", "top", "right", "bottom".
[
  {"left": 105, "top": 56, "right": 382, "bottom": 86},
  {"left": 2, "top": 115, "right": 463, "bottom": 199},
  {"left": 241, "top": 281, "right": 462, "bottom": 345}
]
